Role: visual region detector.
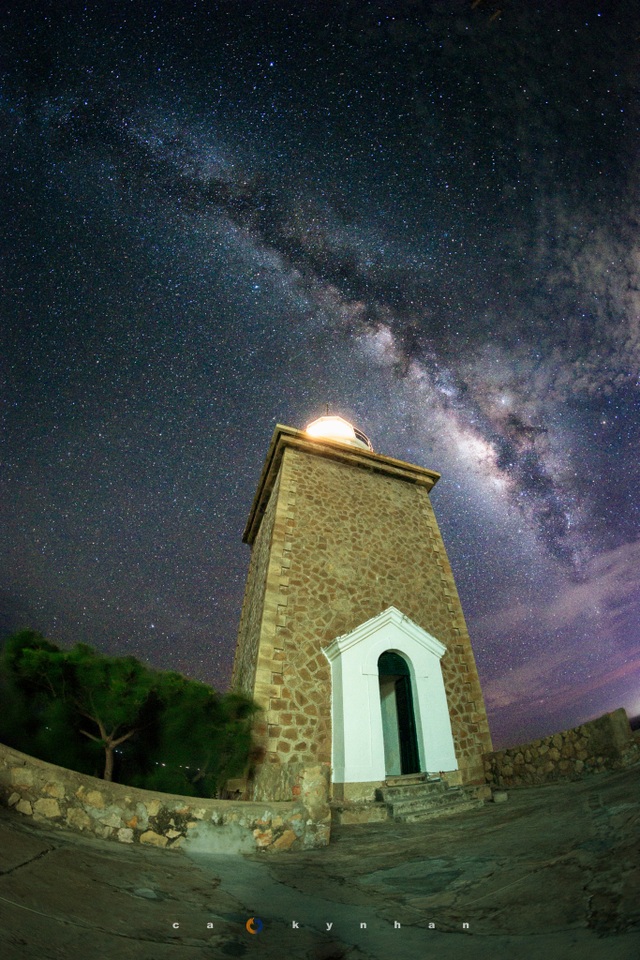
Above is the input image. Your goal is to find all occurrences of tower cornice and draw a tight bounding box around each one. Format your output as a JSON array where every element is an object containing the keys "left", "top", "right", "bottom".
[{"left": 243, "top": 424, "right": 440, "bottom": 545}]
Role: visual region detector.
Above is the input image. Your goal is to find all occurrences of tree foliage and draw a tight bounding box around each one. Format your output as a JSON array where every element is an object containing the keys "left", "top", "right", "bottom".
[
  {"left": 124, "top": 672, "right": 257, "bottom": 797},
  {"left": 0, "top": 630, "right": 102, "bottom": 774},
  {"left": 0, "top": 630, "right": 258, "bottom": 796}
]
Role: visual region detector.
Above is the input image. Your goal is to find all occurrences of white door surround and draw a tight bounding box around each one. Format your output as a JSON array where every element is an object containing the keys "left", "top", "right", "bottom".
[{"left": 324, "top": 606, "right": 458, "bottom": 787}]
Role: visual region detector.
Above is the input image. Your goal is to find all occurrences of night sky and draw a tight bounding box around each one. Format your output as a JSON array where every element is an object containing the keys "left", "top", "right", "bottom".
[{"left": 2, "top": 1, "right": 639, "bottom": 749}]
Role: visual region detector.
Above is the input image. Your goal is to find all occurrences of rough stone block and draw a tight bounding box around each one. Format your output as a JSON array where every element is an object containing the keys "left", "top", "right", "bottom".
[
  {"left": 84, "top": 790, "right": 105, "bottom": 809},
  {"left": 253, "top": 828, "right": 273, "bottom": 847},
  {"left": 10, "top": 767, "right": 34, "bottom": 787},
  {"left": 67, "top": 807, "right": 92, "bottom": 830},
  {"left": 140, "top": 830, "right": 168, "bottom": 848},
  {"left": 44, "top": 781, "right": 65, "bottom": 799},
  {"left": 98, "top": 810, "right": 123, "bottom": 828},
  {"left": 271, "top": 829, "right": 297, "bottom": 850},
  {"left": 34, "top": 798, "right": 61, "bottom": 819}
]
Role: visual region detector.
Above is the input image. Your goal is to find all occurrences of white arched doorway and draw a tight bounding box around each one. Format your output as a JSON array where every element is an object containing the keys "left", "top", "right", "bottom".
[{"left": 324, "top": 606, "right": 458, "bottom": 799}]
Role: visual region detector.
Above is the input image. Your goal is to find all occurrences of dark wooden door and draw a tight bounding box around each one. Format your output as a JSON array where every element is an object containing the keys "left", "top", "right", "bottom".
[{"left": 395, "top": 673, "right": 420, "bottom": 775}]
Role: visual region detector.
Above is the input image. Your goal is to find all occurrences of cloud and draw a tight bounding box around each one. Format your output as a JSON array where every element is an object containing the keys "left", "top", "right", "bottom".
[
  {"left": 481, "top": 539, "right": 640, "bottom": 637},
  {"left": 479, "top": 540, "right": 640, "bottom": 718}
]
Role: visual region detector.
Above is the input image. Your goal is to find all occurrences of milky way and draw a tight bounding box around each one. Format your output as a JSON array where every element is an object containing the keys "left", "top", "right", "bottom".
[{"left": 2, "top": 1, "right": 639, "bottom": 746}]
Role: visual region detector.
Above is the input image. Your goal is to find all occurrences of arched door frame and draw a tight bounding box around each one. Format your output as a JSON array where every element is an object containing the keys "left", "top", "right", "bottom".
[{"left": 324, "top": 606, "right": 458, "bottom": 789}]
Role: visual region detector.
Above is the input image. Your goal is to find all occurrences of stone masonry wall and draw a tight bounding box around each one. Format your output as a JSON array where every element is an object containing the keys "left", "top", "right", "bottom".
[
  {"left": 0, "top": 742, "right": 331, "bottom": 851},
  {"left": 483, "top": 709, "right": 639, "bottom": 788},
  {"left": 232, "top": 471, "right": 281, "bottom": 697},
  {"left": 243, "top": 440, "right": 491, "bottom": 798}
]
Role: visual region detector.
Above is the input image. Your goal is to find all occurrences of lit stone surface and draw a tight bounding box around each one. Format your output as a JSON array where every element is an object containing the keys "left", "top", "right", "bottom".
[
  {"left": 232, "top": 425, "right": 493, "bottom": 799},
  {"left": 66, "top": 807, "right": 92, "bottom": 831},
  {"left": 270, "top": 827, "right": 297, "bottom": 850},
  {"left": 0, "top": 741, "right": 331, "bottom": 850},
  {"left": 10, "top": 767, "right": 34, "bottom": 788},
  {"left": 139, "top": 830, "right": 169, "bottom": 848},
  {"left": 2, "top": 766, "right": 638, "bottom": 956},
  {"left": 233, "top": 472, "right": 282, "bottom": 697},
  {"left": 33, "top": 798, "right": 61, "bottom": 819},
  {"left": 484, "top": 709, "right": 638, "bottom": 787},
  {"left": 44, "top": 781, "right": 65, "bottom": 799},
  {"left": 83, "top": 789, "right": 105, "bottom": 809}
]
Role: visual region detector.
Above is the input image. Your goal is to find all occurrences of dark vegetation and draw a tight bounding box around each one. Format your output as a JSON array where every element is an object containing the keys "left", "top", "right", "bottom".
[{"left": 0, "top": 630, "right": 258, "bottom": 797}]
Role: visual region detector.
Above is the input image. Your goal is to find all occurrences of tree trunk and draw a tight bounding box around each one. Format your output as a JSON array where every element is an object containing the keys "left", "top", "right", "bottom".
[{"left": 104, "top": 743, "right": 115, "bottom": 782}]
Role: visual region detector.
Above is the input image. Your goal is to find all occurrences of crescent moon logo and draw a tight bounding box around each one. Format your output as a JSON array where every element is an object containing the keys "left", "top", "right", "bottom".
[{"left": 245, "top": 917, "right": 264, "bottom": 934}]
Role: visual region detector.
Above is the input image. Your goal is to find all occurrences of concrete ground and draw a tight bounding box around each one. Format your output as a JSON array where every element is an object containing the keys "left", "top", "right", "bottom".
[{"left": 0, "top": 766, "right": 639, "bottom": 960}]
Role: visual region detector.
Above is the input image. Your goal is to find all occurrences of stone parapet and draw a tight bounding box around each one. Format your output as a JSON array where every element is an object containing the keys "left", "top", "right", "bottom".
[
  {"left": 0, "top": 742, "right": 331, "bottom": 852},
  {"left": 483, "top": 709, "right": 639, "bottom": 788}
]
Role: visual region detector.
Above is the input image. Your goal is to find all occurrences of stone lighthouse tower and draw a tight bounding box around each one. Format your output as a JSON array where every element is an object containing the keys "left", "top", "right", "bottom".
[{"left": 232, "top": 416, "right": 492, "bottom": 802}]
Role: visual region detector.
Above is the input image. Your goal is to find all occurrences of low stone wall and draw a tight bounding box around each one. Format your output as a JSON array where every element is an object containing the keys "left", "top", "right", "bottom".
[
  {"left": 0, "top": 742, "right": 331, "bottom": 852},
  {"left": 484, "top": 708, "right": 639, "bottom": 788}
]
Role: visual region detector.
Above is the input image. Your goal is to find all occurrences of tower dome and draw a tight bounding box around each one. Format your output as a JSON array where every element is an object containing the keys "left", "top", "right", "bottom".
[{"left": 305, "top": 414, "right": 373, "bottom": 451}]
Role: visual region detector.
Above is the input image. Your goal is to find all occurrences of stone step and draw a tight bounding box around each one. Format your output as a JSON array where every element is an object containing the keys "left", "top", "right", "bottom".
[
  {"left": 383, "top": 773, "right": 429, "bottom": 787},
  {"left": 329, "top": 782, "right": 487, "bottom": 826},
  {"left": 377, "top": 779, "right": 485, "bottom": 823},
  {"left": 398, "top": 798, "right": 482, "bottom": 823},
  {"left": 376, "top": 780, "right": 449, "bottom": 803},
  {"left": 330, "top": 801, "right": 389, "bottom": 826},
  {"left": 388, "top": 790, "right": 473, "bottom": 817}
]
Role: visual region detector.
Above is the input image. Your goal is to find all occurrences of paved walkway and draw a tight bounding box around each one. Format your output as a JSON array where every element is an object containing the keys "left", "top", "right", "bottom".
[{"left": 1, "top": 767, "right": 639, "bottom": 960}]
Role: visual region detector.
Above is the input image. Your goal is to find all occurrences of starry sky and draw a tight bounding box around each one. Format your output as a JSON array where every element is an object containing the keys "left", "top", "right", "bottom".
[{"left": 2, "top": 0, "right": 639, "bottom": 749}]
